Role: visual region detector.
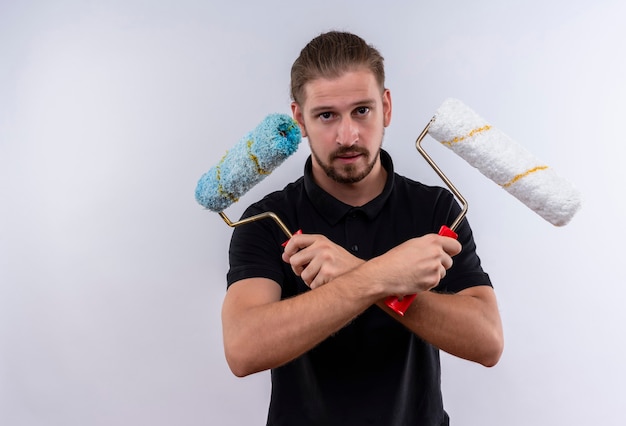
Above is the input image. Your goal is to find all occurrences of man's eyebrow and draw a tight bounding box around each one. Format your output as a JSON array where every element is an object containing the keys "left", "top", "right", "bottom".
[
  {"left": 308, "top": 99, "right": 377, "bottom": 115},
  {"left": 308, "top": 105, "right": 333, "bottom": 115}
]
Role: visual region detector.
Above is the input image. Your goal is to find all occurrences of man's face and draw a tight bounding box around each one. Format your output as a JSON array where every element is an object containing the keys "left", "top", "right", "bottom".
[{"left": 292, "top": 69, "right": 392, "bottom": 185}]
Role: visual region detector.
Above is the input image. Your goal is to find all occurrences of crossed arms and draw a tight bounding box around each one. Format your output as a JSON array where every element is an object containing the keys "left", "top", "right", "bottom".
[{"left": 222, "top": 232, "right": 504, "bottom": 377}]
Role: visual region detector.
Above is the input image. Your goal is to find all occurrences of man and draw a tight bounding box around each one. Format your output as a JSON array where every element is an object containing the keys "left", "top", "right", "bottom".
[{"left": 222, "top": 31, "right": 503, "bottom": 425}]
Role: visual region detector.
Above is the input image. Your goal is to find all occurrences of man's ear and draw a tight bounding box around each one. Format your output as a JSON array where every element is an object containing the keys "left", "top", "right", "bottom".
[
  {"left": 291, "top": 102, "right": 307, "bottom": 138},
  {"left": 382, "top": 89, "right": 392, "bottom": 128}
]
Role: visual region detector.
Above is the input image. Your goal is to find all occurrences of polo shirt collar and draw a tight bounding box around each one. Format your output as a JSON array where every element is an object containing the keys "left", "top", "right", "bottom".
[{"left": 303, "top": 149, "right": 395, "bottom": 226}]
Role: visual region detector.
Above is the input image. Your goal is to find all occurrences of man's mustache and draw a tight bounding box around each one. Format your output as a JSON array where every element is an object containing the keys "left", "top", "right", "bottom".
[{"left": 331, "top": 146, "right": 369, "bottom": 159}]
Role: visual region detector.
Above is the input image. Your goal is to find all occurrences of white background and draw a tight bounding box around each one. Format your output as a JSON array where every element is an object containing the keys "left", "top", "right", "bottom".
[{"left": 2, "top": 1, "right": 625, "bottom": 425}]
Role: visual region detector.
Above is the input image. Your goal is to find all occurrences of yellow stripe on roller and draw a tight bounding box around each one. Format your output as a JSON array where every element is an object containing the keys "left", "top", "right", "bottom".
[
  {"left": 441, "top": 125, "right": 492, "bottom": 147},
  {"left": 440, "top": 125, "right": 550, "bottom": 189},
  {"left": 216, "top": 151, "right": 239, "bottom": 204},
  {"left": 247, "top": 139, "right": 271, "bottom": 175},
  {"left": 501, "top": 165, "right": 549, "bottom": 188},
  {"left": 215, "top": 138, "right": 271, "bottom": 203}
]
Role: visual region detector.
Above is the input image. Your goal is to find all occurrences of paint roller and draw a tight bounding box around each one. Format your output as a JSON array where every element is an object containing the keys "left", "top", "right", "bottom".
[
  {"left": 385, "top": 98, "right": 582, "bottom": 315},
  {"left": 195, "top": 113, "right": 302, "bottom": 237}
]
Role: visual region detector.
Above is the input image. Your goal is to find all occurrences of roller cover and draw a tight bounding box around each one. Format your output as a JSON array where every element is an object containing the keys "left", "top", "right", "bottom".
[
  {"left": 428, "top": 98, "right": 581, "bottom": 226},
  {"left": 195, "top": 113, "right": 302, "bottom": 212}
]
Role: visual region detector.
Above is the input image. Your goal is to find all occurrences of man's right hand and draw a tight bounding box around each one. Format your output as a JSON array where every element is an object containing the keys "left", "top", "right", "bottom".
[{"left": 367, "top": 234, "right": 462, "bottom": 297}]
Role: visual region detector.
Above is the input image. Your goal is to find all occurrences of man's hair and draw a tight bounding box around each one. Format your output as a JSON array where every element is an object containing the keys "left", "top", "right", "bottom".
[{"left": 290, "top": 31, "right": 385, "bottom": 105}]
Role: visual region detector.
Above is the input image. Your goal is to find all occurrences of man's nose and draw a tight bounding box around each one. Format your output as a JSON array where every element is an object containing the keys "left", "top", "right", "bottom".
[{"left": 336, "top": 117, "right": 358, "bottom": 146}]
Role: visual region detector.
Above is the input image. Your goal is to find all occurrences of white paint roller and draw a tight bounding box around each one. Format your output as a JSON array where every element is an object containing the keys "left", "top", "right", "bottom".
[
  {"left": 429, "top": 98, "right": 582, "bottom": 226},
  {"left": 386, "top": 98, "right": 582, "bottom": 316}
]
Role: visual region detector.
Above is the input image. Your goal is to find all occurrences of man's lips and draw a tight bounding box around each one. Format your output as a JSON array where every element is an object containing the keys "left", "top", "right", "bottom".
[{"left": 334, "top": 152, "right": 363, "bottom": 162}]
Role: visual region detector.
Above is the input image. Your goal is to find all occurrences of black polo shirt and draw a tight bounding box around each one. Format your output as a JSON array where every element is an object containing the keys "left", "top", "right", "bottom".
[{"left": 227, "top": 150, "right": 491, "bottom": 426}]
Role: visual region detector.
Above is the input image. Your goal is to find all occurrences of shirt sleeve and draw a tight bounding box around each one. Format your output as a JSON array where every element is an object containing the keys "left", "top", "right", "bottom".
[{"left": 226, "top": 204, "right": 290, "bottom": 289}]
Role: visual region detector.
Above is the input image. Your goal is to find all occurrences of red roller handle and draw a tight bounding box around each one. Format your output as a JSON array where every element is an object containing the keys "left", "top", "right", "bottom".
[
  {"left": 281, "top": 229, "right": 303, "bottom": 247},
  {"left": 437, "top": 225, "right": 459, "bottom": 239},
  {"left": 384, "top": 225, "right": 458, "bottom": 316}
]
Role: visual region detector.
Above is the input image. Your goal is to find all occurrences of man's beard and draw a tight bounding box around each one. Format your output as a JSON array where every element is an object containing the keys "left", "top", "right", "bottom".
[{"left": 311, "top": 144, "right": 382, "bottom": 184}]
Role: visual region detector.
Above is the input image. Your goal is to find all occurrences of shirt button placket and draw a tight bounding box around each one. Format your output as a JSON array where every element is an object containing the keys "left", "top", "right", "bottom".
[{"left": 346, "top": 210, "right": 362, "bottom": 255}]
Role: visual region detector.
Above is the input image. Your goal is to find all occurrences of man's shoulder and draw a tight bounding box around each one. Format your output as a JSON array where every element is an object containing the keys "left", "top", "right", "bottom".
[
  {"left": 242, "top": 176, "right": 306, "bottom": 217},
  {"left": 392, "top": 172, "right": 451, "bottom": 199}
]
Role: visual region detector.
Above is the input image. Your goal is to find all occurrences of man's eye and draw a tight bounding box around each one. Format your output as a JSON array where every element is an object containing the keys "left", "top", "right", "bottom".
[
  {"left": 355, "top": 107, "right": 370, "bottom": 116},
  {"left": 319, "top": 112, "right": 333, "bottom": 120}
]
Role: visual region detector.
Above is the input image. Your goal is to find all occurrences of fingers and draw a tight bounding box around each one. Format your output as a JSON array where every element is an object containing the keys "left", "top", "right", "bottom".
[
  {"left": 424, "top": 234, "right": 461, "bottom": 270},
  {"left": 281, "top": 233, "right": 321, "bottom": 286},
  {"left": 281, "top": 233, "right": 362, "bottom": 288},
  {"left": 287, "top": 236, "right": 335, "bottom": 287},
  {"left": 441, "top": 235, "right": 462, "bottom": 257},
  {"left": 439, "top": 236, "right": 462, "bottom": 278},
  {"left": 282, "top": 232, "right": 313, "bottom": 261},
  {"left": 282, "top": 233, "right": 310, "bottom": 270},
  {"left": 431, "top": 235, "right": 461, "bottom": 278},
  {"left": 302, "top": 258, "right": 325, "bottom": 288}
]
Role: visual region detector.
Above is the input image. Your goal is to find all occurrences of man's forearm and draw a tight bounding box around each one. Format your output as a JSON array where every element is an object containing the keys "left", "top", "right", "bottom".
[
  {"left": 222, "top": 267, "right": 383, "bottom": 377},
  {"left": 378, "top": 286, "right": 504, "bottom": 367}
]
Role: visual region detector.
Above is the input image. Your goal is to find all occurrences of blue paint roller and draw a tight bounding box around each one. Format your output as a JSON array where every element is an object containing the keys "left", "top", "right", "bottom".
[{"left": 195, "top": 113, "right": 302, "bottom": 237}]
